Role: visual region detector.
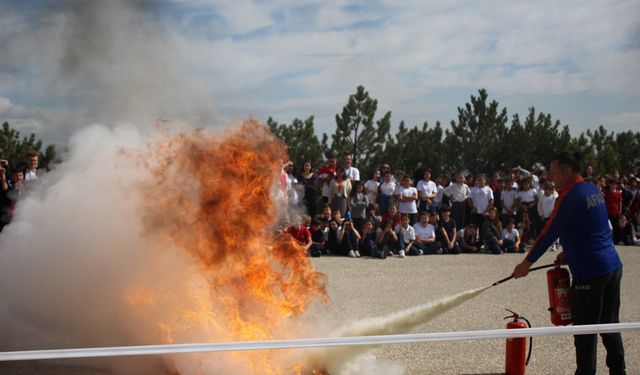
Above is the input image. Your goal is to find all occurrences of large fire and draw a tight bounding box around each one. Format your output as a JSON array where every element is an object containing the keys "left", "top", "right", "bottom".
[{"left": 125, "top": 119, "right": 328, "bottom": 374}]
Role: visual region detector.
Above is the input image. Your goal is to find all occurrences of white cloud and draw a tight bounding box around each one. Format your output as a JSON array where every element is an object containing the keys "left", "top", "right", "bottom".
[{"left": 1, "top": 0, "right": 639, "bottom": 143}]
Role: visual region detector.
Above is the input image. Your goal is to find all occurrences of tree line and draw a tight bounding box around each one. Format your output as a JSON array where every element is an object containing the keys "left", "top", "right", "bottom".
[
  {"left": 0, "top": 121, "right": 58, "bottom": 171},
  {"left": 268, "top": 86, "right": 640, "bottom": 178}
]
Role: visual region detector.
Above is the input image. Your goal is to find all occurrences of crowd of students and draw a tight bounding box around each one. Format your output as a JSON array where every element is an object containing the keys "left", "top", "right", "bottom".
[
  {"left": 0, "top": 151, "right": 40, "bottom": 232},
  {"left": 2, "top": 149, "right": 638, "bottom": 257},
  {"left": 280, "top": 154, "right": 640, "bottom": 258}
]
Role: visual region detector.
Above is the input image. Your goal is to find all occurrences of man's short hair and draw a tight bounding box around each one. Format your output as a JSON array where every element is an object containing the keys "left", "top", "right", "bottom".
[{"left": 552, "top": 151, "right": 582, "bottom": 173}]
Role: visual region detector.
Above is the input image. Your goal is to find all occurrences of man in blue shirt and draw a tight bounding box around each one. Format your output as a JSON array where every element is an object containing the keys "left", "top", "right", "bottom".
[{"left": 512, "top": 152, "right": 625, "bottom": 375}]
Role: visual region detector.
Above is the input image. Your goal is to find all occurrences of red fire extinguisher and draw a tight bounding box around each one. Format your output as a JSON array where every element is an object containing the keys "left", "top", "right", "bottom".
[
  {"left": 504, "top": 309, "right": 532, "bottom": 375},
  {"left": 546, "top": 265, "right": 572, "bottom": 326}
]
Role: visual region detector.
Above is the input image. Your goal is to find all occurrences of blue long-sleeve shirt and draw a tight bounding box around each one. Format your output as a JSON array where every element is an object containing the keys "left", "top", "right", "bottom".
[{"left": 526, "top": 177, "right": 622, "bottom": 280}]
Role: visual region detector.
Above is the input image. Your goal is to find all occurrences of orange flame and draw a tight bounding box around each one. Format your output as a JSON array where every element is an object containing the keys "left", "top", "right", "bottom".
[{"left": 126, "top": 119, "right": 328, "bottom": 374}]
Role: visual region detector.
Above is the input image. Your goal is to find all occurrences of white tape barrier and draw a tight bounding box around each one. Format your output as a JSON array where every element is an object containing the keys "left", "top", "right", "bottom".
[{"left": 1, "top": 322, "right": 638, "bottom": 361}]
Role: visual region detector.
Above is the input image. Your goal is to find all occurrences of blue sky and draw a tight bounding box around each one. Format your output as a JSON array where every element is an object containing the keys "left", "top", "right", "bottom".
[{"left": 0, "top": 0, "right": 638, "bottom": 145}]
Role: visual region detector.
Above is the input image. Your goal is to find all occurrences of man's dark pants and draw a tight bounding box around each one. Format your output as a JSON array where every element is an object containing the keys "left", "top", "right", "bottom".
[{"left": 571, "top": 267, "right": 625, "bottom": 375}]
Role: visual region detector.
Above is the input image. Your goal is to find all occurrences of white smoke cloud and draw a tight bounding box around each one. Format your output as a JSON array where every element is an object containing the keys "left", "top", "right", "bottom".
[
  {"left": 0, "top": 123, "right": 262, "bottom": 374},
  {"left": 0, "top": 0, "right": 219, "bottom": 143},
  {"left": 0, "top": 125, "right": 151, "bottom": 368}
]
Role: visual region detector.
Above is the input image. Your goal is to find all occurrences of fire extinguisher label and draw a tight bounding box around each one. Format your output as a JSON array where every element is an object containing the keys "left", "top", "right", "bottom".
[{"left": 555, "top": 278, "right": 571, "bottom": 319}]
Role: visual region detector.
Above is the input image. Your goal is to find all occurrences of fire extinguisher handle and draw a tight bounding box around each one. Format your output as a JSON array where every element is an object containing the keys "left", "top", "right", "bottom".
[{"left": 504, "top": 309, "right": 520, "bottom": 320}]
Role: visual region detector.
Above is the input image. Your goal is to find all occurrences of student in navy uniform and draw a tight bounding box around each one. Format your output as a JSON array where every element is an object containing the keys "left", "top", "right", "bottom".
[
  {"left": 512, "top": 152, "right": 625, "bottom": 375},
  {"left": 438, "top": 206, "right": 460, "bottom": 254}
]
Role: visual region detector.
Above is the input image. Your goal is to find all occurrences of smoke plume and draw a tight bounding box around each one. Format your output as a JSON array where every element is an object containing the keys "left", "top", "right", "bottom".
[
  {"left": 0, "top": 120, "right": 329, "bottom": 374},
  {"left": 1, "top": 0, "right": 217, "bottom": 142}
]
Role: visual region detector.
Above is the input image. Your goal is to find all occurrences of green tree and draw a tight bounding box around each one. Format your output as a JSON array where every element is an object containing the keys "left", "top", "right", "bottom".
[
  {"left": 381, "top": 121, "right": 445, "bottom": 178},
  {"left": 568, "top": 132, "right": 596, "bottom": 173},
  {"left": 503, "top": 108, "right": 572, "bottom": 170},
  {"left": 328, "top": 85, "right": 391, "bottom": 174},
  {"left": 443, "top": 89, "right": 509, "bottom": 174},
  {"left": 0, "top": 121, "right": 59, "bottom": 171},
  {"left": 614, "top": 131, "right": 640, "bottom": 173},
  {"left": 585, "top": 125, "right": 620, "bottom": 173},
  {"left": 266, "top": 116, "right": 324, "bottom": 169}
]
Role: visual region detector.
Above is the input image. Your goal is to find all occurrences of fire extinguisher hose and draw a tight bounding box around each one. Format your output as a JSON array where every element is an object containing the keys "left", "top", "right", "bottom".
[
  {"left": 521, "top": 315, "right": 533, "bottom": 366},
  {"left": 491, "top": 263, "right": 556, "bottom": 287}
]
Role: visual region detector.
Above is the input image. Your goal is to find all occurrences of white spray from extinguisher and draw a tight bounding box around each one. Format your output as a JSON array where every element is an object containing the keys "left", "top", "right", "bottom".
[
  {"left": 303, "top": 263, "right": 563, "bottom": 374},
  {"left": 302, "top": 287, "right": 490, "bottom": 374}
]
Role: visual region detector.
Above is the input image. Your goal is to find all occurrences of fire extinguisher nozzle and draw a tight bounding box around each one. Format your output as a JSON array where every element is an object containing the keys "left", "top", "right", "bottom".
[{"left": 492, "top": 276, "right": 514, "bottom": 286}]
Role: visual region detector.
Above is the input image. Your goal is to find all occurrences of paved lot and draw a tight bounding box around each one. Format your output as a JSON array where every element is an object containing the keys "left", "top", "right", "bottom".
[
  {"left": 1, "top": 247, "right": 638, "bottom": 374},
  {"left": 309, "top": 246, "right": 639, "bottom": 374}
]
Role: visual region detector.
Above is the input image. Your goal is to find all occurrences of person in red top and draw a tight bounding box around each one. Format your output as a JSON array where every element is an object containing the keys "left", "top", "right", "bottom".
[
  {"left": 604, "top": 180, "right": 623, "bottom": 235},
  {"left": 286, "top": 216, "right": 312, "bottom": 250},
  {"left": 489, "top": 171, "right": 502, "bottom": 192},
  {"left": 381, "top": 203, "right": 402, "bottom": 229},
  {"left": 317, "top": 155, "right": 338, "bottom": 205}
]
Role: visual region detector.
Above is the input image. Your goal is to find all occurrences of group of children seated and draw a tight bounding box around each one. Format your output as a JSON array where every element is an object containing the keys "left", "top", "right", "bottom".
[{"left": 285, "top": 202, "right": 529, "bottom": 258}]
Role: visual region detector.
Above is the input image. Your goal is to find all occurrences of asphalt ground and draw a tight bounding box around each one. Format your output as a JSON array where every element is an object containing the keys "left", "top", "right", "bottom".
[
  {"left": 1, "top": 246, "right": 638, "bottom": 374},
  {"left": 309, "top": 246, "right": 639, "bottom": 374}
]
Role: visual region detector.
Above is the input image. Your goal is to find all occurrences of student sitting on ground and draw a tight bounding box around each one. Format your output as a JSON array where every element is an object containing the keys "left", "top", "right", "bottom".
[
  {"left": 458, "top": 223, "right": 481, "bottom": 253},
  {"left": 438, "top": 206, "right": 460, "bottom": 254},
  {"left": 412, "top": 211, "right": 444, "bottom": 254},
  {"left": 482, "top": 207, "right": 514, "bottom": 254},
  {"left": 614, "top": 215, "right": 638, "bottom": 246},
  {"left": 502, "top": 219, "right": 526, "bottom": 253},
  {"left": 395, "top": 214, "right": 420, "bottom": 257},
  {"left": 308, "top": 217, "right": 325, "bottom": 257},
  {"left": 286, "top": 215, "right": 312, "bottom": 251},
  {"left": 339, "top": 218, "right": 361, "bottom": 258},
  {"left": 359, "top": 219, "right": 381, "bottom": 257},
  {"left": 377, "top": 220, "right": 399, "bottom": 256},
  {"left": 325, "top": 219, "right": 341, "bottom": 255}
]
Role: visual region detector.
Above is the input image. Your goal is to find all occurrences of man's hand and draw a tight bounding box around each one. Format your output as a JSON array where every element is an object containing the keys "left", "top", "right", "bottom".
[
  {"left": 555, "top": 251, "right": 565, "bottom": 265},
  {"left": 512, "top": 259, "right": 533, "bottom": 279}
]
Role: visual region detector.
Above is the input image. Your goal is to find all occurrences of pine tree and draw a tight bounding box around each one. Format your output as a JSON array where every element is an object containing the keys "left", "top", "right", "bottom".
[
  {"left": 381, "top": 121, "right": 444, "bottom": 177},
  {"left": 0, "top": 121, "right": 59, "bottom": 171},
  {"left": 328, "top": 86, "right": 390, "bottom": 174},
  {"left": 443, "top": 89, "right": 509, "bottom": 174},
  {"left": 266, "top": 116, "right": 324, "bottom": 169}
]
